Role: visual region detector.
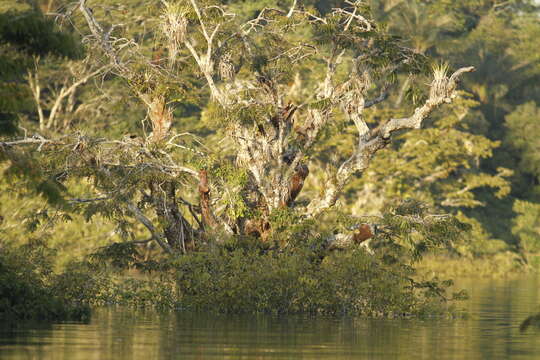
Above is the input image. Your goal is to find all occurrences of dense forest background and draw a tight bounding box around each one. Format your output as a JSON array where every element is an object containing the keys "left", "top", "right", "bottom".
[{"left": 0, "top": 0, "right": 539, "bottom": 318}]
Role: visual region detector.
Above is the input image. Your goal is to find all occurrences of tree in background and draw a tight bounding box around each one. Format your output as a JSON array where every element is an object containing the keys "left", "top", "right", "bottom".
[
  {"left": 0, "top": 0, "right": 136, "bottom": 264},
  {"left": 0, "top": 0, "right": 82, "bottom": 134}
]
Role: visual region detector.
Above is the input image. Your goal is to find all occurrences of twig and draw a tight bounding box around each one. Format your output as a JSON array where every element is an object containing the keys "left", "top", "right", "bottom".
[{"left": 68, "top": 197, "right": 108, "bottom": 203}]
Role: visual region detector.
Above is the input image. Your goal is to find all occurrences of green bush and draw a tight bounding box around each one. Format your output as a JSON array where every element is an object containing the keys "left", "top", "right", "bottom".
[
  {"left": 0, "top": 241, "right": 91, "bottom": 321},
  {"left": 170, "top": 245, "right": 459, "bottom": 316},
  {"left": 0, "top": 201, "right": 469, "bottom": 319},
  {"left": 513, "top": 200, "right": 540, "bottom": 253}
]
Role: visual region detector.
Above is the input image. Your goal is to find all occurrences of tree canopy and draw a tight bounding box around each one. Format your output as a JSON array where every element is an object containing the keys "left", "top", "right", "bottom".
[{"left": 0, "top": 0, "right": 539, "bottom": 317}]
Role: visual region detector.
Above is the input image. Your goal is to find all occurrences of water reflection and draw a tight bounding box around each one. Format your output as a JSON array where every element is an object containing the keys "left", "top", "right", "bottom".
[{"left": 2, "top": 277, "right": 540, "bottom": 359}]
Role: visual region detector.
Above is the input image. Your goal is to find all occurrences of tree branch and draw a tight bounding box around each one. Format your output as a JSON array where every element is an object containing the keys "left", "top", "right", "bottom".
[
  {"left": 364, "top": 91, "right": 388, "bottom": 108},
  {"left": 306, "top": 66, "right": 475, "bottom": 216},
  {"left": 78, "top": 0, "right": 123, "bottom": 68},
  {"left": 198, "top": 169, "right": 219, "bottom": 229},
  {"left": 27, "top": 65, "right": 45, "bottom": 131},
  {"left": 126, "top": 201, "right": 173, "bottom": 254},
  {"left": 45, "top": 65, "right": 109, "bottom": 129},
  {"left": 287, "top": 0, "right": 297, "bottom": 17},
  {"left": 380, "top": 67, "right": 475, "bottom": 139}
]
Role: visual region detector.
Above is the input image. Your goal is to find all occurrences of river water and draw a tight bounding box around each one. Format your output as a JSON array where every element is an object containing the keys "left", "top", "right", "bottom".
[{"left": 1, "top": 277, "right": 540, "bottom": 359}]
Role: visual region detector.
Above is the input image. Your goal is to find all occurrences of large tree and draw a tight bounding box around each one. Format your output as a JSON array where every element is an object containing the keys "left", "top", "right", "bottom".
[{"left": 1, "top": 0, "right": 474, "bottom": 255}]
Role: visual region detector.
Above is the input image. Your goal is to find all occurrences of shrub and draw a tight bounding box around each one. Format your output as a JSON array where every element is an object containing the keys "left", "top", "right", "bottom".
[
  {"left": 0, "top": 240, "right": 91, "bottom": 321},
  {"left": 170, "top": 245, "right": 460, "bottom": 316}
]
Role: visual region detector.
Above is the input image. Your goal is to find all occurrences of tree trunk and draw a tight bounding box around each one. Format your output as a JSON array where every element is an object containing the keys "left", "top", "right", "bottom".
[{"left": 150, "top": 181, "right": 194, "bottom": 253}]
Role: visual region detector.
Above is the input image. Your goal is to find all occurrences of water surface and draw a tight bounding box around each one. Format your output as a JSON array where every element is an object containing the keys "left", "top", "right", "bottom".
[{"left": 2, "top": 277, "right": 540, "bottom": 359}]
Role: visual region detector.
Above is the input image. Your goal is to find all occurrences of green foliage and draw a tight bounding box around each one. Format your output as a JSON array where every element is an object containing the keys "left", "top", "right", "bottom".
[
  {"left": 90, "top": 242, "right": 143, "bottom": 270},
  {"left": 454, "top": 213, "right": 509, "bottom": 258},
  {"left": 0, "top": 240, "right": 91, "bottom": 321},
  {"left": 379, "top": 200, "right": 471, "bottom": 260},
  {"left": 65, "top": 199, "right": 468, "bottom": 315},
  {"left": 166, "top": 201, "right": 468, "bottom": 315},
  {"left": 0, "top": 3, "right": 82, "bottom": 135},
  {"left": 0, "top": 11, "right": 81, "bottom": 58},
  {"left": 2, "top": 0, "right": 539, "bottom": 321},
  {"left": 340, "top": 91, "right": 511, "bottom": 254},
  {"left": 362, "top": 0, "right": 540, "bottom": 250},
  {"left": 505, "top": 102, "right": 540, "bottom": 197},
  {"left": 512, "top": 200, "right": 540, "bottom": 254},
  {"left": 109, "top": 277, "right": 178, "bottom": 309},
  {"left": 171, "top": 245, "right": 457, "bottom": 316}
]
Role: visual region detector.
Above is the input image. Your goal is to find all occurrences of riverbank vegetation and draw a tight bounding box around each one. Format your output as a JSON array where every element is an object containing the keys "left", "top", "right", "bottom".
[
  {"left": 1, "top": 0, "right": 539, "bottom": 320},
  {"left": 0, "top": 241, "right": 91, "bottom": 321}
]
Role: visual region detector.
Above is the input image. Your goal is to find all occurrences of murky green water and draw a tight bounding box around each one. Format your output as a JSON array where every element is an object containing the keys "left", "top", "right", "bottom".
[{"left": 2, "top": 277, "right": 540, "bottom": 359}]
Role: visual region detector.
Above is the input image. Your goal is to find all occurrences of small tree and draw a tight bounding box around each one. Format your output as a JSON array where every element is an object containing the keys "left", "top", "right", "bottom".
[
  {"left": 512, "top": 200, "right": 540, "bottom": 264},
  {"left": 1, "top": 0, "right": 474, "bottom": 255}
]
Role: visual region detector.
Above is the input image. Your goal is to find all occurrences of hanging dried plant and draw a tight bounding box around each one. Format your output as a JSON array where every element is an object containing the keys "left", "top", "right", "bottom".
[{"left": 161, "top": 1, "right": 188, "bottom": 67}]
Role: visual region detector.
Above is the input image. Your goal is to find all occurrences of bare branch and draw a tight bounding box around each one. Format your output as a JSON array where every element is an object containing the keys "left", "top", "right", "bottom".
[
  {"left": 189, "top": 0, "right": 210, "bottom": 44},
  {"left": 380, "top": 66, "right": 475, "bottom": 139},
  {"left": 364, "top": 91, "right": 388, "bottom": 108},
  {"left": 27, "top": 61, "right": 45, "bottom": 131},
  {"left": 78, "top": 0, "right": 123, "bottom": 68},
  {"left": 46, "top": 65, "right": 109, "bottom": 129},
  {"left": 287, "top": 0, "right": 297, "bottom": 17},
  {"left": 68, "top": 197, "right": 108, "bottom": 203},
  {"left": 0, "top": 135, "right": 57, "bottom": 150},
  {"left": 126, "top": 201, "right": 173, "bottom": 254},
  {"left": 306, "top": 66, "right": 475, "bottom": 216}
]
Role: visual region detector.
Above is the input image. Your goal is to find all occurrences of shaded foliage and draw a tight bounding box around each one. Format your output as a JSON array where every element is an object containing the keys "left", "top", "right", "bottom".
[{"left": 0, "top": 240, "right": 91, "bottom": 321}]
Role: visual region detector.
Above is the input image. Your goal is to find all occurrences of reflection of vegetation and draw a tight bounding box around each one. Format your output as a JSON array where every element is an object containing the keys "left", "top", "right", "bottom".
[
  {"left": 520, "top": 313, "right": 540, "bottom": 333},
  {"left": 5, "top": 278, "right": 538, "bottom": 360}
]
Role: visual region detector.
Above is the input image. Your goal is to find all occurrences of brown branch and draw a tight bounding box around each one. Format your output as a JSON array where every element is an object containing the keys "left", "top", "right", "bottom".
[
  {"left": 149, "top": 181, "right": 194, "bottom": 253},
  {"left": 283, "top": 163, "right": 309, "bottom": 207},
  {"left": 179, "top": 198, "right": 203, "bottom": 230},
  {"left": 198, "top": 170, "right": 219, "bottom": 229}
]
